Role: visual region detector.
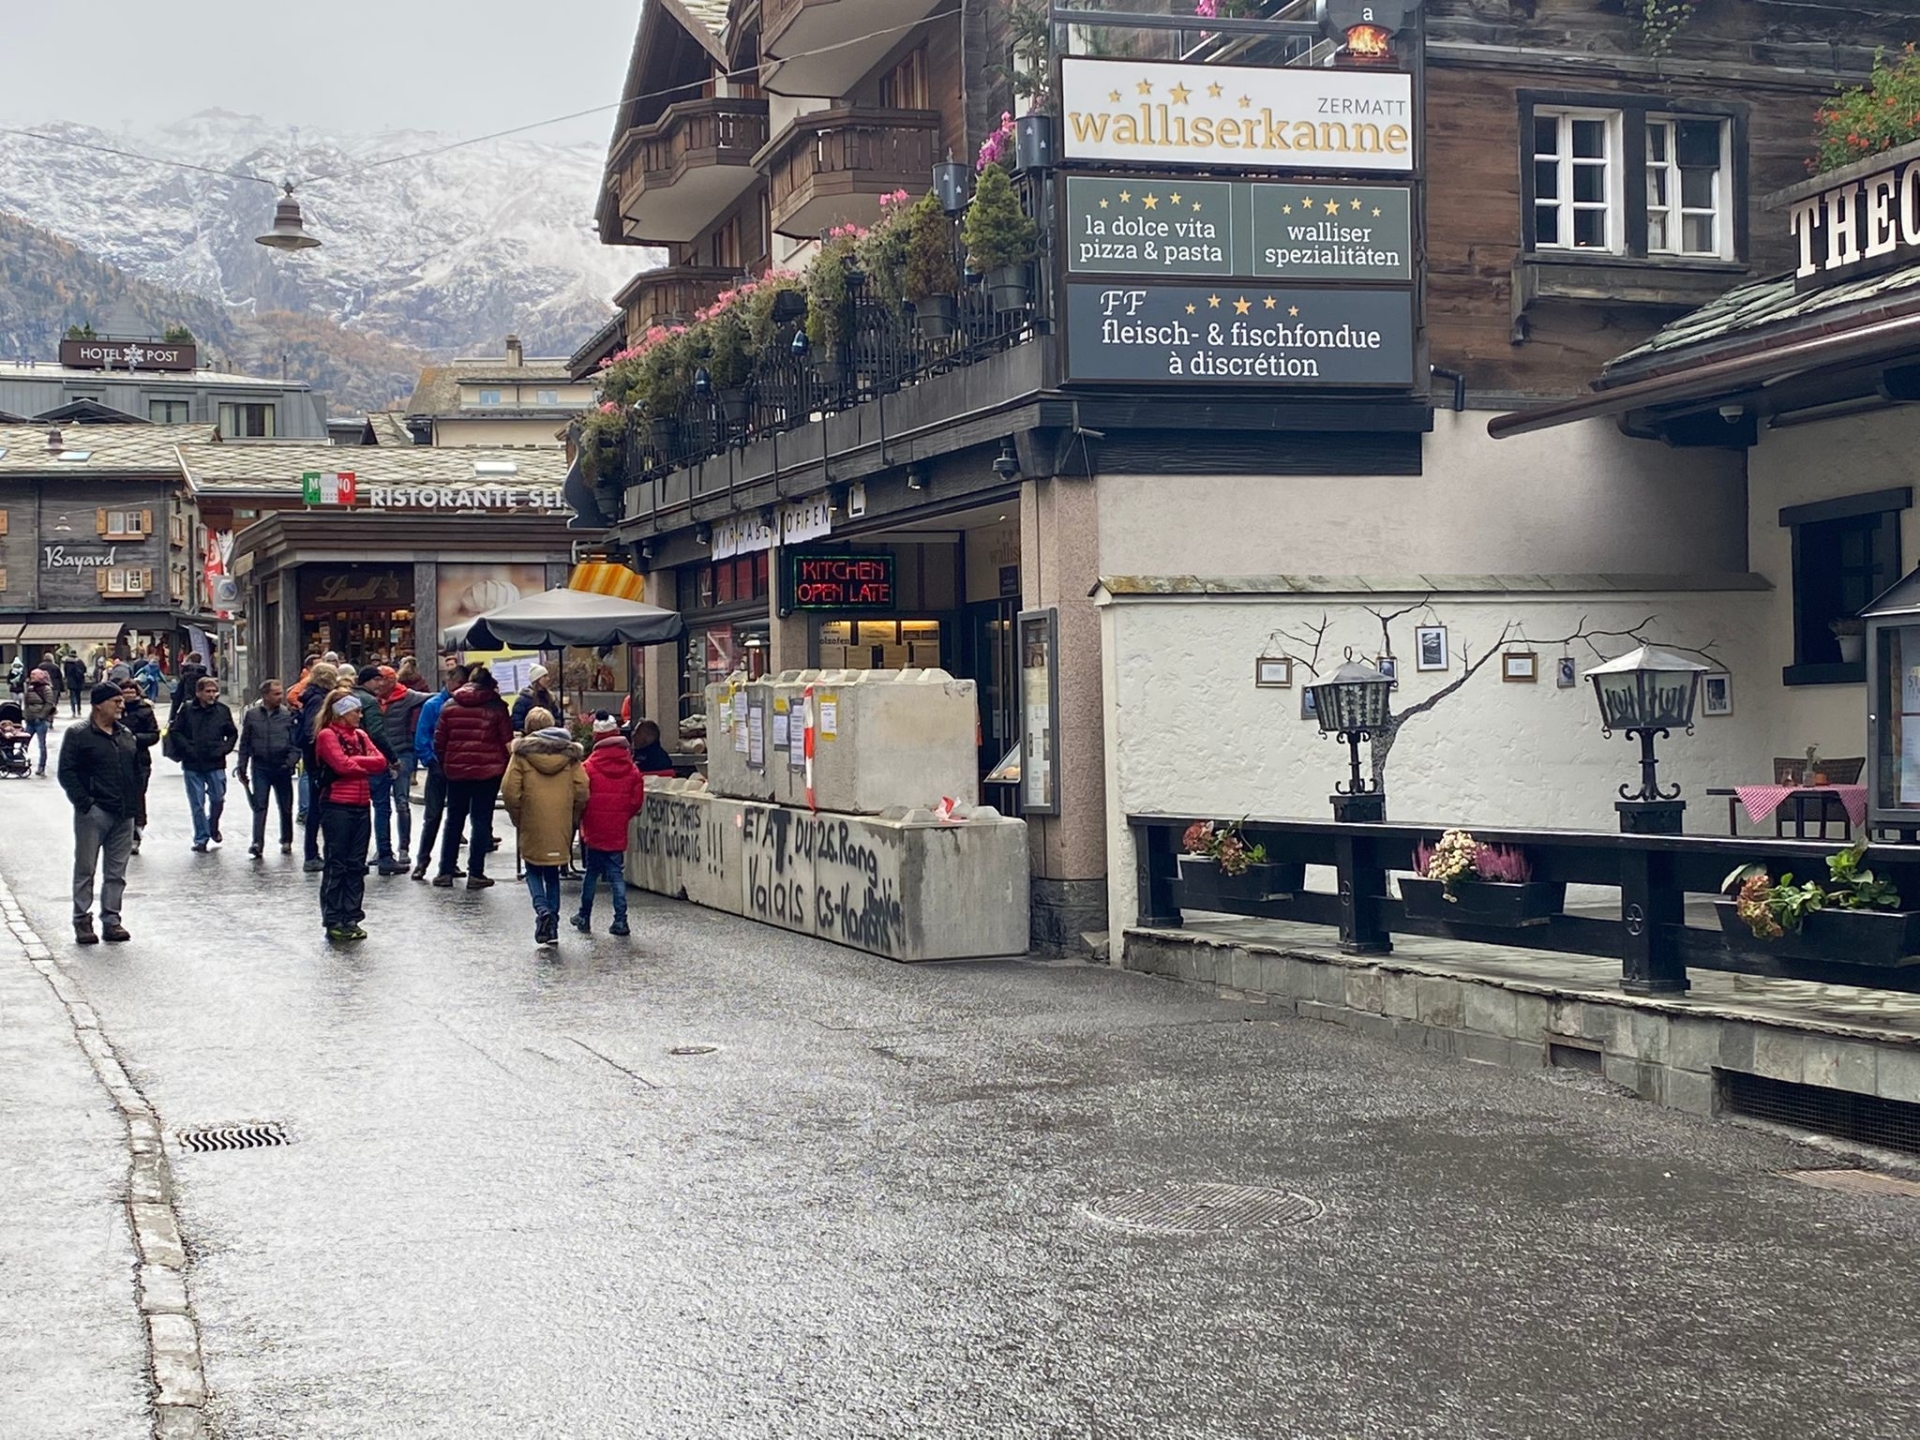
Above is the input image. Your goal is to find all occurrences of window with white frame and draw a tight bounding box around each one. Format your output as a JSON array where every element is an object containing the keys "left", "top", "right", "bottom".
[
  {"left": 1525, "top": 95, "right": 1740, "bottom": 263},
  {"left": 1646, "top": 116, "right": 1729, "bottom": 258},
  {"left": 1533, "top": 110, "right": 1618, "bottom": 252}
]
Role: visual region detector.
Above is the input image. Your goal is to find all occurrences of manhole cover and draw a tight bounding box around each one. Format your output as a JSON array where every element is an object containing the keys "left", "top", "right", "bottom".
[
  {"left": 667, "top": 1044, "right": 718, "bottom": 1056},
  {"left": 1085, "top": 1182, "right": 1321, "bottom": 1234},
  {"left": 174, "top": 1123, "right": 290, "bottom": 1154},
  {"left": 1787, "top": 1168, "right": 1920, "bottom": 1198}
]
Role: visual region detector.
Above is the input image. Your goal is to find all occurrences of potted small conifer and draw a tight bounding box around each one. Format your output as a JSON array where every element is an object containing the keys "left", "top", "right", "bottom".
[
  {"left": 963, "top": 163, "right": 1038, "bottom": 313},
  {"left": 705, "top": 306, "right": 752, "bottom": 424},
  {"left": 903, "top": 193, "right": 960, "bottom": 341}
]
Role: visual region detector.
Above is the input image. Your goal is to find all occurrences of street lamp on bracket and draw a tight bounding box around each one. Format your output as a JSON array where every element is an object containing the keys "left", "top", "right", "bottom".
[
  {"left": 1308, "top": 653, "right": 1394, "bottom": 823},
  {"left": 1586, "top": 645, "right": 1708, "bottom": 835}
]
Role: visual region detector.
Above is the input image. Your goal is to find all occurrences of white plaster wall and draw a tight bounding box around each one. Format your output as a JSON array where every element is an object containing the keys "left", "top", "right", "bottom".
[
  {"left": 1746, "top": 405, "right": 1920, "bottom": 763},
  {"left": 1099, "top": 591, "right": 1774, "bottom": 943},
  {"left": 1095, "top": 411, "right": 1749, "bottom": 578}
]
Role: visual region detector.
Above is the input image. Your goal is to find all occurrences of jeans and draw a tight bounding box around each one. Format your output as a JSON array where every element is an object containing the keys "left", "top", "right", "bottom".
[
  {"left": 417, "top": 764, "right": 454, "bottom": 868},
  {"left": 578, "top": 848, "right": 627, "bottom": 922},
  {"left": 183, "top": 768, "right": 228, "bottom": 846},
  {"left": 72, "top": 805, "right": 136, "bottom": 925},
  {"left": 248, "top": 766, "right": 296, "bottom": 848},
  {"left": 369, "top": 768, "right": 394, "bottom": 860},
  {"left": 391, "top": 757, "right": 416, "bottom": 853},
  {"left": 67, "top": 690, "right": 80, "bottom": 717},
  {"left": 299, "top": 766, "right": 311, "bottom": 817},
  {"left": 319, "top": 803, "right": 371, "bottom": 928},
  {"left": 439, "top": 776, "right": 500, "bottom": 877},
  {"left": 523, "top": 863, "right": 560, "bottom": 918},
  {"left": 26, "top": 720, "right": 48, "bottom": 772}
]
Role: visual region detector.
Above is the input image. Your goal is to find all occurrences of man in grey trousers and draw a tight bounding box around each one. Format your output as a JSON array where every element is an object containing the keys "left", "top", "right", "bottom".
[{"left": 57, "top": 682, "right": 142, "bottom": 944}]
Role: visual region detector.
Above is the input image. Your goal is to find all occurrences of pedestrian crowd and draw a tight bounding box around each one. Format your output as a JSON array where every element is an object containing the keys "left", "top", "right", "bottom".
[{"left": 45, "top": 648, "right": 672, "bottom": 948}]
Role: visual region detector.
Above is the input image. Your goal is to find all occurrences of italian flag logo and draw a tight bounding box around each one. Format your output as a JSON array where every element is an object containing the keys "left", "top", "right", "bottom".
[{"left": 301, "top": 470, "right": 357, "bottom": 505}]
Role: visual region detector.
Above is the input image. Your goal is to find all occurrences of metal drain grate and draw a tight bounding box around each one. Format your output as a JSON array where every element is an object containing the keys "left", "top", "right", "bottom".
[
  {"left": 667, "top": 1044, "right": 718, "bottom": 1056},
  {"left": 1721, "top": 1070, "right": 1920, "bottom": 1158},
  {"left": 1085, "top": 1183, "right": 1321, "bottom": 1235},
  {"left": 174, "top": 1123, "right": 290, "bottom": 1154}
]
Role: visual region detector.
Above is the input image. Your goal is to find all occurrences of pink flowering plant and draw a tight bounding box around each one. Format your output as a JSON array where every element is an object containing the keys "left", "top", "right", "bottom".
[
  {"left": 977, "top": 112, "right": 1018, "bottom": 173},
  {"left": 1414, "top": 829, "right": 1533, "bottom": 900},
  {"left": 1181, "top": 819, "right": 1268, "bottom": 878},
  {"left": 856, "top": 190, "right": 918, "bottom": 310}
]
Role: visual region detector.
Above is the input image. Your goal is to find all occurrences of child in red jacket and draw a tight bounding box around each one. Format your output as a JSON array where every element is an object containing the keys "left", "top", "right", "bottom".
[{"left": 573, "top": 714, "right": 647, "bottom": 936}]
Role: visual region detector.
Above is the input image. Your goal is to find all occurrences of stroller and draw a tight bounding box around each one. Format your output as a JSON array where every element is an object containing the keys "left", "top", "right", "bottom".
[{"left": 0, "top": 701, "right": 31, "bottom": 778}]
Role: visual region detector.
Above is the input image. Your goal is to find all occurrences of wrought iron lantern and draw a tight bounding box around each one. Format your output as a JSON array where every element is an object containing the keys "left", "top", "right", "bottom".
[
  {"left": 255, "top": 184, "right": 320, "bottom": 251},
  {"left": 1585, "top": 645, "right": 1707, "bottom": 834},
  {"left": 1308, "top": 654, "right": 1393, "bottom": 822}
]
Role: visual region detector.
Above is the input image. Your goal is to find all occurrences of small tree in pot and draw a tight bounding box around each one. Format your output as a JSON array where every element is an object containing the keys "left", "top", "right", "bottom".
[
  {"left": 804, "top": 230, "right": 861, "bottom": 361},
  {"left": 963, "top": 162, "right": 1038, "bottom": 313},
  {"left": 903, "top": 193, "right": 960, "bottom": 341},
  {"left": 703, "top": 305, "right": 752, "bottom": 423},
  {"left": 575, "top": 402, "right": 628, "bottom": 483}
]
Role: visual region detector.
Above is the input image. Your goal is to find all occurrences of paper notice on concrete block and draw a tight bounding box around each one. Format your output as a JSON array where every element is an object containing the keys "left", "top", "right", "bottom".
[
  {"left": 819, "top": 697, "right": 838, "bottom": 739},
  {"left": 748, "top": 706, "right": 765, "bottom": 768},
  {"left": 773, "top": 711, "right": 790, "bottom": 749},
  {"left": 733, "top": 720, "right": 748, "bottom": 754}
]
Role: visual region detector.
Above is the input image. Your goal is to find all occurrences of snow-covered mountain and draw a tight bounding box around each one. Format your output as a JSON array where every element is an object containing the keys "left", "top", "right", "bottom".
[{"left": 0, "top": 111, "right": 652, "bottom": 357}]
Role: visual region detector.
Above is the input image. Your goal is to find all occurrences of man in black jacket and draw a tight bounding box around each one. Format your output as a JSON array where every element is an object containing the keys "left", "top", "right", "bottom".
[
  {"left": 116, "top": 678, "right": 161, "bottom": 855},
  {"left": 61, "top": 653, "right": 87, "bottom": 717},
  {"left": 169, "top": 674, "right": 237, "bottom": 852},
  {"left": 57, "top": 683, "right": 142, "bottom": 944},
  {"left": 168, "top": 650, "right": 210, "bottom": 725},
  {"left": 237, "top": 678, "right": 301, "bottom": 858}
]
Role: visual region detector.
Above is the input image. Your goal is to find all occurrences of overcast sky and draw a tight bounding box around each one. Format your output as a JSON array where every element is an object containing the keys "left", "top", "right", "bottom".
[{"left": 0, "top": 1, "right": 638, "bottom": 148}]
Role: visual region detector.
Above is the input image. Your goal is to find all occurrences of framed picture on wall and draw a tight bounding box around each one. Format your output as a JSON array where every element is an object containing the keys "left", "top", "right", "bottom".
[
  {"left": 1702, "top": 673, "right": 1733, "bottom": 716},
  {"left": 1502, "top": 651, "right": 1539, "bottom": 683},
  {"left": 1556, "top": 656, "right": 1578, "bottom": 688},
  {"left": 1415, "top": 625, "right": 1448, "bottom": 671},
  {"left": 1255, "top": 655, "right": 1293, "bottom": 688},
  {"left": 1301, "top": 686, "right": 1319, "bottom": 721},
  {"left": 1376, "top": 654, "right": 1398, "bottom": 689}
]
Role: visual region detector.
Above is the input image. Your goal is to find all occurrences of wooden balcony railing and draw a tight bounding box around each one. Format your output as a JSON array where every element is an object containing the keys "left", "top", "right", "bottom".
[
  {"left": 615, "top": 265, "right": 740, "bottom": 331},
  {"left": 613, "top": 97, "right": 770, "bottom": 223},
  {"left": 763, "top": 107, "right": 942, "bottom": 237}
]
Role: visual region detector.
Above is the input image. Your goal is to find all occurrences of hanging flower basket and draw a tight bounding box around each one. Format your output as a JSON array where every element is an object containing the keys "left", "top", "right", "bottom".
[{"left": 1399, "top": 878, "right": 1566, "bottom": 928}]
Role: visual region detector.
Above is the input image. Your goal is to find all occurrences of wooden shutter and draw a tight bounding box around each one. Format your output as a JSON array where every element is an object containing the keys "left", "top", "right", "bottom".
[
  {"left": 141, "top": 508, "right": 153, "bottom": 536},
  {"left": 96, "top": 507, "right": 109, "bottom": 538},
  {"left": 0, "top": 510, "right": 10, "bottom": 535},
  {"left": 96, "top": 569, "right": 109, "bottom": 594}
]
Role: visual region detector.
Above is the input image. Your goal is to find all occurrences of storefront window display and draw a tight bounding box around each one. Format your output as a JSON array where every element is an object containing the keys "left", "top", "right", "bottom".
[{"left": 299, "top": 565, "right": 415, "bottom": 665}]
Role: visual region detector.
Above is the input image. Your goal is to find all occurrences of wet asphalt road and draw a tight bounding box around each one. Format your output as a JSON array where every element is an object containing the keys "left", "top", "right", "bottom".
[{"left": 8, "top": 734, "right": 1920, "bottom": 1438}]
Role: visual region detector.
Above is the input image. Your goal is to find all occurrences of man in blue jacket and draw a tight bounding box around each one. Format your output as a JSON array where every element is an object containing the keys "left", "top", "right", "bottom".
[{"left": 409, "top": 664, "right": 468, "bottom": 881}]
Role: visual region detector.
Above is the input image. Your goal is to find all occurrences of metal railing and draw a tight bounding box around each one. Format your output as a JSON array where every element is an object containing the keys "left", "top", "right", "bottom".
[{"left": 1128, "top": 814, "right": 1920, "bottom": 997}]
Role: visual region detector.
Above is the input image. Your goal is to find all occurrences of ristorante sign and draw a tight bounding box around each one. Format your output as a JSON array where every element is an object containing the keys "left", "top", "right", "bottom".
[
  {"left": 1060, "top": 57, "right": 1413, "bottom": 174},
  {"left": 59, "top": 339, "right": 197, "bottom": 371}
]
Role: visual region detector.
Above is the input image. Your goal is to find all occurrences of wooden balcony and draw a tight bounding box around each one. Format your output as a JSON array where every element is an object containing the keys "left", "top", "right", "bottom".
[
  {"left": 762, "top": 0, "right": 947, "bottom": 98},
  {"left": 762, "top": 108, "right": 941, "bottom": 239},
  {"left": 613, "top": 97, "right": 769, "bottom": 244},
  {"left": 614, "top": 265, "right": 741, "bottom": 331}
]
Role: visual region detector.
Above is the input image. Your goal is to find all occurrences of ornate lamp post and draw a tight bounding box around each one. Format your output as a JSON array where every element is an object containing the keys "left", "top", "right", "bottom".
[
  {"left": 1586, "top": 645, "right": 1707, "bottom": 834},
  {"left": 1308, "top": 655, "right": 1394, "bottom": 822}
]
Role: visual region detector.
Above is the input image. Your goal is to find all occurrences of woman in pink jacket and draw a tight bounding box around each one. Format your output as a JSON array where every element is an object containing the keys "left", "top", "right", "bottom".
[{"left": 314, "top": 691, "right": 391, "bottom": 943}]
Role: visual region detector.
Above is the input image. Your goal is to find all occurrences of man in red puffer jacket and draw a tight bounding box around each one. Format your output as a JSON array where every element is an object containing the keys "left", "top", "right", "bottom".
[
  {"left": 572, "top": 713, "right": 647, "bottom": 937},
  {"left": 430, "top": 665, "right": 514, "bottom": 889}
]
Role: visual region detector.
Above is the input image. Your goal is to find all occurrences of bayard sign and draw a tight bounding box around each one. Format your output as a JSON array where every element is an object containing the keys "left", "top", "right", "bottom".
[
  {"left": 1063, "top": 283, "right": 1414, "bottom": 386},
  {"left": 1060, "top": 57, "right": 1412, "bottom": 174},
  {"left": 1065, "top": 175, "right": 1412, "bottom": 281},
  {"left": 1787, "top": 151, "right": 1920, "bottom": 291}
]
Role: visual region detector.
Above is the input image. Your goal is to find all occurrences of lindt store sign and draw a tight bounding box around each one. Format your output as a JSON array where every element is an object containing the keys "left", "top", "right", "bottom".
[{"left": 59, "top": 339, "right": 197, "bottom": 371}]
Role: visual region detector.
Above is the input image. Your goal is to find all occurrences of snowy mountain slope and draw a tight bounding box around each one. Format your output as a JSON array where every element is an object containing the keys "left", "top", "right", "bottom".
[{"left": 0, "top": 112, "right": 655, "bottom": 357}]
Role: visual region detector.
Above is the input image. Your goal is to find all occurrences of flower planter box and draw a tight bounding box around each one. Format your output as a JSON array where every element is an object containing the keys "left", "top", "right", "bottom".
[
  {"left": 1174, "top": 855, "right": 1304, "bottom": 910},
  {"left": 1399, "top": 877, "right": 1566, "bottom": 928},
  {"left": 912, "top": 295, "right": 958, "bottom": 341},
  {"left": 1714, "top": 901, "right": 1920, "bottom": 968}
]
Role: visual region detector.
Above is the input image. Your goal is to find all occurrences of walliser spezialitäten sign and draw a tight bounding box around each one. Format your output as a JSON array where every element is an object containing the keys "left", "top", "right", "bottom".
[
  {"left": 1063, "top": 283, "right": 1414, "bottom": 386},
  {"left": 1064, "top": 176, "right": 1412, "bottom": 282}
]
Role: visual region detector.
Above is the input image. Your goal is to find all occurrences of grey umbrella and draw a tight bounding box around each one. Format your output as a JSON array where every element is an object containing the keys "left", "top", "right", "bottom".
[{"left": 441, "top": 588, "right": 684, "bottom": 651}]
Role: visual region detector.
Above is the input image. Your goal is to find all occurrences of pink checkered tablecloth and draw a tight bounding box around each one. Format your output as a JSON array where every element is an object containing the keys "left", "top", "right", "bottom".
[{"left": 1734, "top": 784, "right": 1869, "bottom": 829}]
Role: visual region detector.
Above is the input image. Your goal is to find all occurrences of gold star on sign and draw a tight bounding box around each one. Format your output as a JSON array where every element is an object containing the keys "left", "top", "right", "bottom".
[
  {"left": 1324, "top": 199, "right": 1341, "bottom": 215},
  {"left": 1109, "top": 89, "right": 1122, "bottom": 102},
  {"left": 1184, "top": 303, "right": 1196, "bottom": 314},
  {"left": 1169, "top": 83, "right": 1192, "bottom": 104},
  {"left": 1207, "top": 82, "right": 1224, "bottom": 99},
  {"left": 1351, "top": 198, "right": 1363, "bottom": 210},
  {"left": 1098, "top": 198, "right": 1109, "bottom": 208},
  {"left": 1237, "top": 95, "right": 1251, "bottom": 108},
  {"left": 1301, "top": 195, "right": 1313, "bottom": 207},
  {"left": 1263, "top": 296, "right": 1276, "bottom": 309},
  {"left": 1232, "top": 296, "right": 1251, "bottom": 315},
  {"left": 1192, "top": 201, "right": 1202, "bottom": 211},
  {"left": 1207, "top": 294, "right": 1221, "bottom": 308},
  {"left": 1288, "top": 305, "right": 1299, "bottom": 317},
  {"left": 1118, "top": 189, "right": 1131, "bottom": 203},
  {"left": 1373, "top": 207, "right": 1382, "bottom": 217},
  {"left": 1137, "top": 79, "right": 1153, "bottom": 95},
  {"left": 1282, "top": 204, "right": 1292, "bottom": 214},
  {"left": 1142, "top": 193, "right": 1158, "bottom": 210},
  {"left": 1170, "top": 191, "right": 1182, "bottom": 204}
]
